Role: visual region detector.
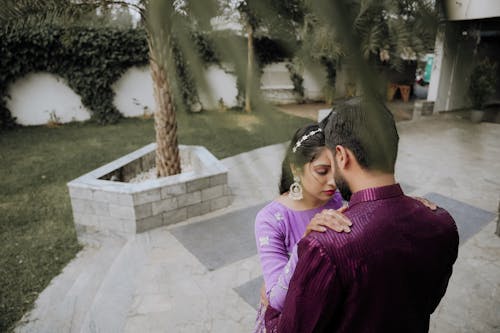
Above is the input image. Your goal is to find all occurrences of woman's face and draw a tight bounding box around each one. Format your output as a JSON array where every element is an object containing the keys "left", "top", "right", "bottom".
[{"left": 298, "top": 148, "right": 337, "bottom": 202}]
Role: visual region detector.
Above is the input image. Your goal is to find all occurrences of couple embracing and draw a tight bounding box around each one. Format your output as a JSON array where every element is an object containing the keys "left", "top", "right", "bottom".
[{"left": 254, "top": 99, "right": 459, "bottom": 332}]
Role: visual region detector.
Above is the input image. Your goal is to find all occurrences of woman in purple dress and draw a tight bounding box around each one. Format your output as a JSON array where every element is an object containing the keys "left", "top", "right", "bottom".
[{"left": 253, "top": 124, "right": 351, "bottom": 332}]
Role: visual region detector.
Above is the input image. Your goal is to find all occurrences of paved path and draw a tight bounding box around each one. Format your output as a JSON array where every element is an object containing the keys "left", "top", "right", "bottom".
[{"left": 16, "top": 114, "right": 500, "bottom": 332}]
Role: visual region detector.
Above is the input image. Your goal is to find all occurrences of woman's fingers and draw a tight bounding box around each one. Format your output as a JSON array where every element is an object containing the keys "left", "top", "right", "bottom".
[
  {"left": 414, "top": 196, "right": 437, "bottom": 210},
  {"left": 321, "top": 218, "right": 351, "bottom": 233},
  {"left": 310, "top": 225, "right": 328, "bottom": 232},
  {"left": 337, "top": 205, "right": 348, "bottom": 214},
  {"left": 305, "top": 208, "right": 353, "bottom": 237},
  {"left": 316, "top": 215, "right": 350, "bottom": 233},
  {"left": 303, "top": 224, "right": 325, "bottom": 237},
  {"left": 324, "top": 209, "right": 352, "bottom": 226}
]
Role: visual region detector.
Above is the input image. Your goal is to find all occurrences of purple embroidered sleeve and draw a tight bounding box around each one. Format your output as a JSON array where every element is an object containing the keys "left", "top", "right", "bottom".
[
  {"left": 267, "top": 243, "right": 299, "bottom": 311},
  {"left": 254, "top": 210, "right": 291, "bottom": 298}
]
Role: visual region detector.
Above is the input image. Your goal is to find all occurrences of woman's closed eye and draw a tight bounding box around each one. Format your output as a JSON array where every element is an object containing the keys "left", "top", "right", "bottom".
[{"left": 315, "top": 168, "right": 329, "bottom": 176}]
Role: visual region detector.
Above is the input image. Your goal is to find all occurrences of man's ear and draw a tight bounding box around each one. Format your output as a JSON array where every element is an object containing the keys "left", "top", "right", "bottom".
[{"left": 335, "top": 145, "right": 349, "bottom": 169}]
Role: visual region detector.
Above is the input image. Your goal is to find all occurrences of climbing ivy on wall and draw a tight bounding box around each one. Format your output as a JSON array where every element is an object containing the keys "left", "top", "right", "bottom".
[
  {"left": 0, "top": 25, "right": 149, "bottom": 129},
  {"left": 286, "top": 61, "right": 305, "bottom": 103}
]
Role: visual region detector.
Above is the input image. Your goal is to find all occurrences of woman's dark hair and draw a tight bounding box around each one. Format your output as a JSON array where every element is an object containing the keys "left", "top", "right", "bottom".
[{"left": 279, "top": 123, "right": 326, "bottom": 194}]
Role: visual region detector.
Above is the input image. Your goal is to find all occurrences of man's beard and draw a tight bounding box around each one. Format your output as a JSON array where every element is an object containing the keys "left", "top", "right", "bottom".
[{"left": 333, "top": 158, "right": 352, "bottom": 201}]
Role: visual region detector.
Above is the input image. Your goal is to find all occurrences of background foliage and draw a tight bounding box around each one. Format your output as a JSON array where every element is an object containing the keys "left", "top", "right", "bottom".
[{"left": 468, "top": 58, "right": 498, "bottom": 109}]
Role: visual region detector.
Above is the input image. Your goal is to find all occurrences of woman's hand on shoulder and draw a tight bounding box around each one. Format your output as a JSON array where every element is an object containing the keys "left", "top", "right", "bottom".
[
  {"left": 303, "top": 206, "right": 352, "bottom": 237},
  {"left": 413, "top": 196, "right": 437, "bottom": 210}
]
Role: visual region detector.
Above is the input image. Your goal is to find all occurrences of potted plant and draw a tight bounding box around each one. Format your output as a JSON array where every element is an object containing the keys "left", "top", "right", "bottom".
[{"left": 469, "top": 58, "right": 498, "bottom": 123}]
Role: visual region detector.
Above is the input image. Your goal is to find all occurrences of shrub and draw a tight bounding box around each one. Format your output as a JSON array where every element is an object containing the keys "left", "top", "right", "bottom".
[{"left": 469, "top": 58, "right": 498, "bottom": 109}]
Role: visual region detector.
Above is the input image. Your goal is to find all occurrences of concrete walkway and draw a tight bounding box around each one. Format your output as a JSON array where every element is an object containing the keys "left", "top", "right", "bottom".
[{"left": 16, "top": 114, "right": 500, "bottom": 332}]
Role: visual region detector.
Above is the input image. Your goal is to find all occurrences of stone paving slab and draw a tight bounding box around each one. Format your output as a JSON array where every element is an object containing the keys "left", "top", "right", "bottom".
[
  {"left": 124, "top": 229, "right": 258, "bottom": 332},
  {"left": 430, "top": 221, "right": 500, "bottom": 333},
  {"left": 234, "top": 276, "right": 264, "bottom": 310},
  {"left": 170, "top": 203, "right": 265, "bottom": 271},
  {"left": 424, "top": 192, "right": 496, "bottom": 243}
]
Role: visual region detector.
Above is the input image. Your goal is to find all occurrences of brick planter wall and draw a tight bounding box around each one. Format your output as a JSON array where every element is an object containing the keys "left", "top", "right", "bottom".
[{"left": 67, "top": 144, "right": 231, "bottom": 238}]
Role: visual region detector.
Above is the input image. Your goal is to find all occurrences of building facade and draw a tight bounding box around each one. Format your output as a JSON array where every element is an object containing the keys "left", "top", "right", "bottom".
[{"left": 428, "top": 0, "right": 500, "bottom": 112}]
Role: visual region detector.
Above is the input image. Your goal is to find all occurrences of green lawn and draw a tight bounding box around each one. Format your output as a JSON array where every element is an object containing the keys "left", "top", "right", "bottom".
[{"left": 0, "top": 107, "right": 311, "bottom": 332}]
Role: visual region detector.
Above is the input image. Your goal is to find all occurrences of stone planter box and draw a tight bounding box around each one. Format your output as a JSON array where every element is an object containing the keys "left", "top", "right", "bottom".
[{"left": 67, "top": 144, "right": 231, "bottom": 238}]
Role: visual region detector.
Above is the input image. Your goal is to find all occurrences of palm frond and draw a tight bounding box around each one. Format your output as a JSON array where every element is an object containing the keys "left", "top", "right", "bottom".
[{"left": 0, "top": 0, "right": 99, "bottom": 28}]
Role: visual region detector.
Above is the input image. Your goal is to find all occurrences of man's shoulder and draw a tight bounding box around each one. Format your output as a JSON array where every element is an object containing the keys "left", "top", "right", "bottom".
[
  {"left": 304, "top": 227, "right": 354, "bottom": 257},
  {"left": 408, "top": 200, "right": 458, "bottom": 233},
  {"left": 420, "top": 206, "right": 459, "bottom": 240},
  {"left": 307, "top": 199, "right": 458, "bottom": 251}
]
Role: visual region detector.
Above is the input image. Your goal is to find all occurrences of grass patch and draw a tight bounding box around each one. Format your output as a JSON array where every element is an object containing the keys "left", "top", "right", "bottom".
[{"left": 0, "top": 107, "right": 311, "bottom": 331}]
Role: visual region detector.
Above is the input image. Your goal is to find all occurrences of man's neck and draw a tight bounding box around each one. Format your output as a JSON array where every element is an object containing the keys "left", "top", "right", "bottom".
[{"left": 349, "top": 171, "right": 396, "bottom": 194}]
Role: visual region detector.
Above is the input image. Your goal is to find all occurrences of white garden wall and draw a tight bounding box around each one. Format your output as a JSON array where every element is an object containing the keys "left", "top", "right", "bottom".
[
  {"left": 199, "top": 65, "right": 238, "bottom": 109},
  {"left": 7, "top": 62, "right": 327, "bottom": 126},
  {"left": 261, "top": 62, "right": 327, "bottom": 102},
  {"left": 7, "top": 73, "right": 92, "bottom": 125},
  {"left": 113, "top": 66, "right": 156, "bottom": 117},
  {"left": 303, "top": 63, "right": 328, "bottom": 101}
]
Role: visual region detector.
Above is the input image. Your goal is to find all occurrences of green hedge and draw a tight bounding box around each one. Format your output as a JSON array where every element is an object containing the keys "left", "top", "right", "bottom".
[
  {"left": 0, "top": 25, "right": 150, "bottom": 129},
  {"left": 0, "top": 25, "right": 295, "bottom": 130}
]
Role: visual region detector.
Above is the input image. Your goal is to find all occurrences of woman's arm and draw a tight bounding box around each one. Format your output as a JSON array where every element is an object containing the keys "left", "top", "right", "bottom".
[
  {"left": 256, "top": 207, "right": 352, "bottom": 312},
  {"left": 255, "top": 210, "right": 291, "bottom": 298},
  {"left": 266, "top": 243, "right": 299, "bottom": 311}
]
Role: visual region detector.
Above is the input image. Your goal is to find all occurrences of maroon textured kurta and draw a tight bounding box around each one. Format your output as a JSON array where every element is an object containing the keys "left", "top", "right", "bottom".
[{"left": 265, "top": 184, "right": 459, "bottom": 333}]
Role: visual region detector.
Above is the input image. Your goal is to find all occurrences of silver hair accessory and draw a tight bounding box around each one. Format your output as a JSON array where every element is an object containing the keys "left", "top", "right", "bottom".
[
  {"left": 292, "top": 128, "right": 322, "bottom": 153},
  {"left": 289, "top": 175, "right": 303, "bottom": 200}
]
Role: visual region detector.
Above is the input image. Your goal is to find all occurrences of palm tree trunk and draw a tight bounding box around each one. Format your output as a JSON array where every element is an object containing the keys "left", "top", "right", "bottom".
[
  {"left": 245, "top": 22, "right": 254, "bottom": 113},
  {"left": 148, "top": 41, "right": 181, "bottom": 178}
]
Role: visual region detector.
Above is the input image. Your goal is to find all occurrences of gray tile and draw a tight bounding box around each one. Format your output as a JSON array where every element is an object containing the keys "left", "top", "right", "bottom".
[
  {"left": 424, "top": 193, "right": 496, "bottom": 244},
  {"left": 170, "top": 203, "right": 266, "bottom": 271},
  {"left": 234, "top": 276, "right": 264, "bottom": 310}
]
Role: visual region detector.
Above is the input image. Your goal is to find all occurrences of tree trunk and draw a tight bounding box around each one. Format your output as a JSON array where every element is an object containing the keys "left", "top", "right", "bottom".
[
  {"left": 245, "top": 23, "right": 254, "bottom": 113},
  {"left": 149, "top": 43, "right": 181, "bottom": 178}
]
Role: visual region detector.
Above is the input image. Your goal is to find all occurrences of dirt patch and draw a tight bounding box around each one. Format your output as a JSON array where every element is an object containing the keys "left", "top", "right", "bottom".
[
  {"left": 236, "top": 114, "right": 261, "bottom": 131},
  {"left": 276, "top": 103, "right": 331, "bottom": 121}
]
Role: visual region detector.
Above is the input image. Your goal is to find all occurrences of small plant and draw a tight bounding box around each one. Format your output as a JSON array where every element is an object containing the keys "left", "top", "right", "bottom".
[
  {"left": 469, "top": 58, "right": 498, "bottom": 109},
  {"left": 286, "top": 62, "right": 305, "bottom": 103},
  {"left": 142, "top": 106, "right": 153, "bottom": 119},
  {"left": 322, "top": 85, "right": 336, "bottom": 105},
  {"left": 218, "top": 98, "right": 227, "bottom": 112},
  {"left": 345, "top": 82, "right": 357, "bottom": 98},
  {"left": 46, "top": 110, "right": 61, "bottom": 128},
  {"left": 321, "top": 57, "right": 337, "bottom": 105}
]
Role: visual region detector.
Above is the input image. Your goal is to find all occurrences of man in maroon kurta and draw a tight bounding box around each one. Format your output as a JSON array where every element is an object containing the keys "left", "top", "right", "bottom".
[{"left": 265, "top": 100, "right": 459, "bottom": 332}]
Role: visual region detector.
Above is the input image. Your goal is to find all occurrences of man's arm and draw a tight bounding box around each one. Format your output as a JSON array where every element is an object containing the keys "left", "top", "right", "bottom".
[
  {"left": 429, "top": 221, "right": 459, "bottom": 312},
  {"left": 265, "top": 236, "right": 339, "bottom": 333}
]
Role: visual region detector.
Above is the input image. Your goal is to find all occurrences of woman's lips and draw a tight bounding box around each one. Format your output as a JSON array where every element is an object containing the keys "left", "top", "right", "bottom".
[{"left": 324, "top": 190, "right": 336, "bottom": 196}]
